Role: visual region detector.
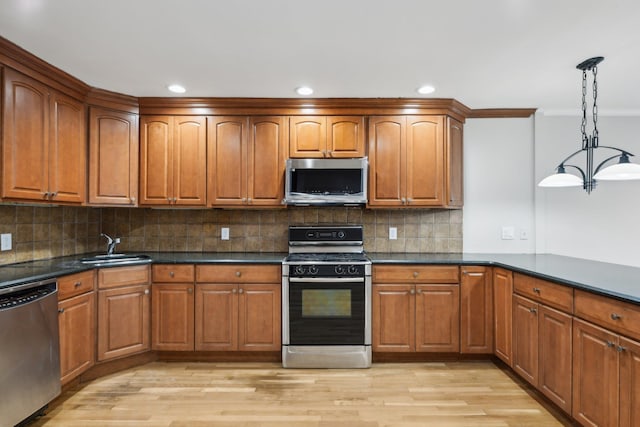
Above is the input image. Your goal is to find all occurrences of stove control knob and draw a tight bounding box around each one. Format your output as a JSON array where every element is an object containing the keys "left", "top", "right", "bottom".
[
  {"left": 347, "top": 265, "right": 359, "bottom": 275},
  {"left": 294, "top": 265, "right": 306, "bottom": 275},
  {"left": 308, "top": 265, "right": 319, "bottom": 275},
  {"left": 334, "top": 265, "right": 345, "bottom": 275},
  {"left": 337, "top": 231, "right": 346, "bottom": 239}
]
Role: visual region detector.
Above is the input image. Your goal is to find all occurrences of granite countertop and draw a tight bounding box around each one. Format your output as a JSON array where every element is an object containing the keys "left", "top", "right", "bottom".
[{"left": 1, "top": 252, "right": 638, "bottom": 304}]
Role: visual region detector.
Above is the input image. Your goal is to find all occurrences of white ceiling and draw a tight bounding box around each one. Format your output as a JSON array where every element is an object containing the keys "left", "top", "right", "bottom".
[{"left": 1, "top": 0, "right": 640, "bottom": 111}]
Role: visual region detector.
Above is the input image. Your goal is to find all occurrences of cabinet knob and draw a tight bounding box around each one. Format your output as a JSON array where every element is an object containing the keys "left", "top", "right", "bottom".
[
  {"left": 247, "top": 197, "right": 252, "bottom": 204},
  {"left": 43, "top": 192, "right": 50, "bottom": 198},
  {"left": 130, "top": 197, "right": 136, "bottom": 203},
  {"left": 413, "top": 271, "right": 419, "bottom": 278},
  {"left": 529, "top": 307, "right": 537, "bottom": 314},
  {"left": 239, "top": 288, "right": 244, "bottom": 294},
  {"left": 169, "top": 271, "right": 175, "bottom": 277},
  {"left": 50, "top": 191, "right": 57, "bottom": 198},
  {"left": 611, "top": 313, "right": 622, "bottom": 320},
  {"left": 144, "top": 289, "right": 150, "bottom": 295},
  {"left": 58, "top": 308, "right": 65, "bottom": 314},
  {"left": 617, "top": 345, "right": 627, "bottom": 353},
  {"left": 416, "top": 289, "right": 422, "bottom": 295},
  {"left": 410, "top": 289, "right": 415, "bottom": 295},
  {"left": 187, "top": 287, "right": 193, "bottom": 294},
  {"left": 173, "top": 197, "right": 178, "bottom": 203},
  {"left": 606, "top": 341, "right": 615, "bottom": 348},
  {"left": 74, "top": 281, "right": 82, "bottom": 288},
  {"left": 533, "top": 287, "right": 541, "bottom": 293},
  {"left": 235, "top": 271, "right": 241, "bottom": 277},
  {"left": 232, "top": 288, "right": 237, "bottom": 294}
]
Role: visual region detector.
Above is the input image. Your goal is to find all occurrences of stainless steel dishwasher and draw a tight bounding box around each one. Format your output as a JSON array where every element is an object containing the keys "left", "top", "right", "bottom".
[{"left": 0, "top": 279, "right": 61, "bottom": 427}]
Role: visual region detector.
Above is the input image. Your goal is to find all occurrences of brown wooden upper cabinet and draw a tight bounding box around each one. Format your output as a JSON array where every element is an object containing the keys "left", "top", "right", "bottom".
[
  {"left": 208, "top": 116, "right": 287, "bottom": 207},
  {"left": 139, "top": 116, "right": 207, "bottom": 206},
  {"left": 289, "top": 116, "right": 365, "bottom": 158},
  {"left": 2, "top": 68, "right": 86, "bottom": 204},
  {"left": 88, "top": 107, "right": 139, "bottom": 206},
  {"left": 368, "top": 115, "right": 462, "bottom": 208}
]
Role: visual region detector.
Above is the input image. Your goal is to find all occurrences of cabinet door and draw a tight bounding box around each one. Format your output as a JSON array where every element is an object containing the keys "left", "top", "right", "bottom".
[
  {"left": 289, "top": 116, "right": 326, "bottom": 158},
  {"left": 195, "top": 284, "right": 238, "bottom": 351},
  {"left": 372, "top": 284, "right": 414, "bottom": 352},
  {"left": 247, "top": 116, "right": 287, "bottom": 206},
  {"left": 368, "top": 116, "right": 405, "bottom": 206},
  {"left": 460, "top": 266, "right": 493, "bottom": 353},
  {"left": 620, "top": 336, "right": 640, "bottom": 427},
  {"left": 415, "top": 284, "right": 459, "bottom": 352},
  {"left": 140, "top": 116, "right": 172, "bottom": 205},
  {"left": 58, "top": 292, "right": 95, "bottom": 385},
  {"left": 151, "top": 284, "right": 195, "bottom": 351},
  {"left": 512, "top": 294, "right": 538, "bottom": 386},
  {"left": 538, "top": 304, "right": 572, "bottom": 414},
  {"left": 446, "top": 117, "right": 463, "bottom": 207},
  {"left": 238, "top": 283, "right": 281, "bottom": 351},
  {"left": 208, "top": 116, "right": 248, "bottom": 206},
  {"left": 88, "top": 107, "right": 138, "bottom": 205},
  {"left": 493, "top": 268, "right": 513, "bottom": 365},
  {"left": 572, "top": 318, "right": 619, "bottom": 427},
  {"left": 173, "top": 116, "right": 207, "bottom": 205},
  {"left": 405, "top": 116, "right": 444, "bottom": 206},
  {"left": 2, "top": 68, "right": 50, "bottom": 200},
  {"left": 48, "top": 90, "right": 86, "bottom": 203},
  {"left": 98, "top": 284, "right": 150, "bottom": 361},
  {"left": 327, "top": 116, "right": 365, "bottom": 157}
]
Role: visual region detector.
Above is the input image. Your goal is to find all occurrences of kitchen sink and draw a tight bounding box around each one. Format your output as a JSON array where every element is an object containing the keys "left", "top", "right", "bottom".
[{"left": 79, "top": 254, "right": 152, "bottom": 266}]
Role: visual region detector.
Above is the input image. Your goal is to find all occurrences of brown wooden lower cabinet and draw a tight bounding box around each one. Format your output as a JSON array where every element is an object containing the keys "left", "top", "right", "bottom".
[
  {"left": 372, "top": 283, "right": 459, "bottom": 353},
  {"left": 572, "top": 318, "right": 619, "bottom": 427},
  {"left": 194, "top": 283, "right": 281, "bottom": 351},
  {"left": 512, "top": 294, "right": 538, "bottom": 385},
  {"left": 460, "top": 266, "right": 493, "bottom": 353},
  {"left": 98, "top": 283, "right": 151, "bottom": 361},
  {"left": 619, "top": 336, "right": 640, "bottom": 427},
  {"left": 152, "top": 283, "right": 195, "bottom": 351},
  {"left": 492, "top": 267, "right": 513, "bottom": 365},
  {"left": 58, "top": 292, "right": 95, "bottom": 385}
]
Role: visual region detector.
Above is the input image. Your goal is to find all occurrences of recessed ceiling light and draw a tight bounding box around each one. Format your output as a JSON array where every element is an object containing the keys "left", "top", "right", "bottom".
[
  {"left": 417, "top": 85, "right": 435, "bottom": 95},
  {"left": 295, "top": 86, "right": 314, "bottom": 96},
  {"left": 168, "top": 84, "right": 186, "bottom": 94}
]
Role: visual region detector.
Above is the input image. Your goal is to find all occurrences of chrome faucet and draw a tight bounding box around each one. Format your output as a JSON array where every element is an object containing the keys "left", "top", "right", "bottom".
[{"left": 100, "top": 233, "right": 121, "bottom": 255}]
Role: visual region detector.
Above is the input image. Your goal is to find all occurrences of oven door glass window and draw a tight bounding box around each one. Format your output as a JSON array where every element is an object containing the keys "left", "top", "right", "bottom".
[{"left": 289, "top": 282, "right": 364, "bottom": 345}]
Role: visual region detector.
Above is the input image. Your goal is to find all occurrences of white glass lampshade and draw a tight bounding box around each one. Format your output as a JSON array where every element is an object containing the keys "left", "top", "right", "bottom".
[
  {"left": 538, "top": 172, "right": 583, "bottom": 187},
  {"left": 593, "top": 162, "right": 640, "bottom": 181}
]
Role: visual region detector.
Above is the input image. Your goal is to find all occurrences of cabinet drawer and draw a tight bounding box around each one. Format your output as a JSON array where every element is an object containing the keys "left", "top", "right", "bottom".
[
  {"left": 373, "top": 265, "right": 459, "bottom": 283},
  {"left": 513, "top": 273, "right": 573, "bottom": 313},
  {"left": 58, "top": 270, "right": 96, "bottom": 300},
  {"left": 574, "top": 290, "right": 640, "bottom": 342},
  {"left": 196, "top": 265, "right": 281, "bottom": 283},
  {"left": 98, "top": 265, "right": 150, "bottom": 289},
  {"left": 152, "top": 264, "right": 195, "bottom": 282}
]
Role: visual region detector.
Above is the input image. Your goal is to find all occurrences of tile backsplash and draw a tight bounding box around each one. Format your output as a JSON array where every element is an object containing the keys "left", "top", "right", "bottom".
[
  {"left": 0, "top": 205, "right": 462, "bottom": 266},
  {"left": 101, "top": 207, "right": 462, "bottom": 254},
  {"left": 0, "top": 205, "right": 101, "bottom": 265}
]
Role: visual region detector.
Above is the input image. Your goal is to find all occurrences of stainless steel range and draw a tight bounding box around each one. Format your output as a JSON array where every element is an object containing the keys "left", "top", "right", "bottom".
[{"left": 282, "top": 225, "right": 371, "bottom": 368}]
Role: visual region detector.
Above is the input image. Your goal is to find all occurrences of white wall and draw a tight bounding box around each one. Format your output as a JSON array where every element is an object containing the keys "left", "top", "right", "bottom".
[
  {"left": 535, "top": 112, "right": 640, "bottom": 267},
  {"left": 463, "top": 117, "right": 536, "bottom": 253}
]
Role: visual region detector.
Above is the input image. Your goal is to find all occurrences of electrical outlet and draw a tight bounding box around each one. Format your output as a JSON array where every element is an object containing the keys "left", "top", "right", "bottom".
[
  {"left": 501, "top": 226, "right": 515, "bottom": 240},
  {"left": 221, "top": 227, "right": 230, "bottom": 240},
  {"left": 520, "top": 230, "right": 529, "bottom": 240},
  {"left": 389, "top": 227, "right": 397, "bottom": 240},
  {"left": 1, "top": 233, "right": 12, "bottom": 251}
]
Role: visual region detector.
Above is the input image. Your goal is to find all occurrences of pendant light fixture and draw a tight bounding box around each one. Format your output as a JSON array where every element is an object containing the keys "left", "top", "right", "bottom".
[{"left": 538, "top": 57, "right": 640, "bottom": 193}]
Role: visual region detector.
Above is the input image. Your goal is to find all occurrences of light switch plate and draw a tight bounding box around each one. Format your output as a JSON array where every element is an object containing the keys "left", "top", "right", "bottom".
[
  {"left": 221, "top": 227, "right": 230, "bottom": 240},
  {"left": 389, "top": 227, "right": 397, "bottom": 240},
  {"left": 1, "top": 233, "right": 12, "bottom": 251},
  {"left": 501, "top": 226, "right": 515, "bottom": 240}
]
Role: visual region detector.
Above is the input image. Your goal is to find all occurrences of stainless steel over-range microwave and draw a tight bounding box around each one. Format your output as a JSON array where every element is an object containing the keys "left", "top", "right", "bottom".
[{"left": 284, "top": 157, "right": 368, "bottom": 206}]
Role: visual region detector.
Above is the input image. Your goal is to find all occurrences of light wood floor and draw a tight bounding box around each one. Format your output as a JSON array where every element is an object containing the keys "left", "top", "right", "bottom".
[{"left": 33, "top": 361, "right": 572, "bottom": 427}]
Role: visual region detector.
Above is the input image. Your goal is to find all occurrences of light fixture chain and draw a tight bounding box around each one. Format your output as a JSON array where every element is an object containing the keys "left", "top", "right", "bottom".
[
  {"left": 581, "top": 69, "right": 588, "bottom": 149},
  {"left": 592, "top": 66, "right": 599, "bottom": 147}
]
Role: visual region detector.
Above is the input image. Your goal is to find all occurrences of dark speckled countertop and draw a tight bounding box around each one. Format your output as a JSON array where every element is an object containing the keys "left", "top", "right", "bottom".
[{"left": 1, "top": 252, "right": 638, "bottom": 304}]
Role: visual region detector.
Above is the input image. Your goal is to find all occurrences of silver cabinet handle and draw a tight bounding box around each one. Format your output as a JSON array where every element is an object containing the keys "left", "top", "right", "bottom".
[
  {"left": 43, "top": 192, "right": 50, "bottom": 198},
  {"left": 50, "top": 191, "right": 57, "bottom": 198},
  {"left": 533, "top": 287, "right": 541, "bottom": 293},
  {"left": 410, "top": 289, "right": 415, "bottom": 295},
  {"left": 607, "top": 341, "right": 615, "bottom": 348},
  {"left": 611, "top": 313, "right": 622, "bottom": 320},
  {"left": 169, "top": 271, "right": 175, "bottom": 277},
  {"left": 144, "top": 289, "right": 150, "bottom": 295},
  {"left": 58, "top": 308, "right": 65, "bottom": 314},
  {"left": 232, "top": 288, "right": 237, "bottom": 294},
  {"left": 617, "top": 345, "right": 627, "bottom": 353},
  {"left": 130, "top": 197, "right": 136, "bottom": 203},
  {"left": 413, "top": 271, "right": 419, "bottom": 278},
  {"left": 74, "top": 282, "right": 82, "bottom": 288},
  {"left": 416, "top": 289, "right": 422, "bottom": 295},
  {"left": 529, "top": 307, "right": 538, "bottom": 314},
  {"left": 239, "top": 288, "right": 244, "bottom": 294},
  {"left": 235, "top": 271, "right": 241, "bottom": 277},
  {"left": 187, "top": 287, "right": 193, "bottom": 294}
]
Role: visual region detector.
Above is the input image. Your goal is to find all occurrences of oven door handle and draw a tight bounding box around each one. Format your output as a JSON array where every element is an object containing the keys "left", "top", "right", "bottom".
[{"left": 289, "top": 277, "right": 365, "bottom": 284}]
